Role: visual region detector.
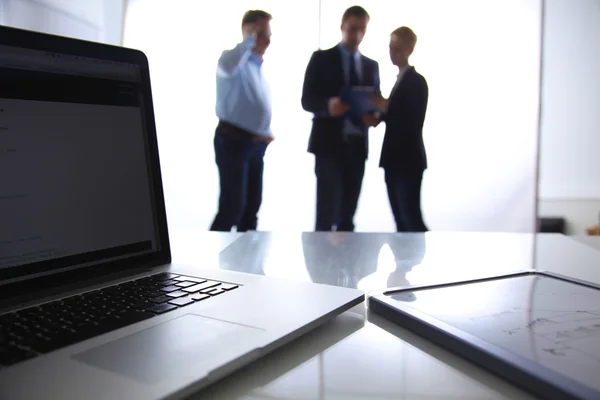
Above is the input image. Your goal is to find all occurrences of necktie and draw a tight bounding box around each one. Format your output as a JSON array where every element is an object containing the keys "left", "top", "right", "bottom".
[
  {"left": 348, "top": 53, "right": 359, "bottom": 86},
  {"left": 347, "top": 53, "right": 361, "bottom": 127}
]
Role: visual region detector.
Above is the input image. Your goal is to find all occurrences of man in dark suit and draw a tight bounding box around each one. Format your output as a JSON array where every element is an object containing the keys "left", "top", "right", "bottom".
[
  {"left": 372, "top": 26, "right": 429, "bottom": 232},
  {"left": 301, "top": 6, "right": 380, "bottom": 232}
]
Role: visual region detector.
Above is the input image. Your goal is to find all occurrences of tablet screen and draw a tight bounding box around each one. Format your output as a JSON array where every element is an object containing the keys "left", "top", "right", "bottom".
[{"left": 388, "top": 274, "right": 600, "bottom": 392}]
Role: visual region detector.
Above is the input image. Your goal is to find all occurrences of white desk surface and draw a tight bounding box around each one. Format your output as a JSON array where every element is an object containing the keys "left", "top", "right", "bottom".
[
  {"left": 174, "top": 232, "right": 600, "bottom": 400},
  {"left": 169, "top": 230, "right": 243, "bottom": 266},
  {"left": 570, "top": 235, "right": 600, "bottom": 251}
]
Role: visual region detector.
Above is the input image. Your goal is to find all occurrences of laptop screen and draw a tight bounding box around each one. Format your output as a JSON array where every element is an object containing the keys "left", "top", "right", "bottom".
[{"left": 0, "top": 42, "right": 162, "bottom": 283}]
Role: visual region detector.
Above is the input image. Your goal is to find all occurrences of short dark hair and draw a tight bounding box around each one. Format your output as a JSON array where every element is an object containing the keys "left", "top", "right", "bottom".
[
  {"left": 392, "top": 26, "right": 418, "bottom": 48},
  {"left": 342, "top": 6, "right": 369, "bottom": 23},
  {"left": 242, "top": 10, "right": 272, "bottom": 27}
]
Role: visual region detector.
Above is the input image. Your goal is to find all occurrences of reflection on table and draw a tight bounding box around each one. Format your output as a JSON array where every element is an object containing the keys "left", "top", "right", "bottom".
[
  {"left": 218, "top": 232, "right": 426, "bottom": 293},
  {"left": 217, "top": 232, "right": 540, "bottom": 292},
  {"left": 187, "top": 232, "right": 600, "bottom": 400}
]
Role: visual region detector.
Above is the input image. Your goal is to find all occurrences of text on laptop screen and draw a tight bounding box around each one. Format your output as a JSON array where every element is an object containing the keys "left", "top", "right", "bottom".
[{"left": 0, "top": 44, "right": 159, "bottom": 280}]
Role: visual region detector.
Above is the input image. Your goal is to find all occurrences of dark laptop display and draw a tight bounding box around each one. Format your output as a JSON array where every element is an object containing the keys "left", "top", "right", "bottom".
[
  {"left": 0, "top": 27, "right": 181, "bottom": 367},
  {"left": 0, "top": 32, "right": 169, "bottom": 284}
]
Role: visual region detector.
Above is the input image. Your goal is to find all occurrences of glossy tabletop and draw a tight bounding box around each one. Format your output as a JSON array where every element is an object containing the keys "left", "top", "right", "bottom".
[
  {"left": 571, "top": 235, "right": 600, "bottom": 252},
  {"left": 178, "top": 232, "right": 600, "bottom": 400},
  {"left": 168, "top": 230, "right": 243, "bottom": 266}
]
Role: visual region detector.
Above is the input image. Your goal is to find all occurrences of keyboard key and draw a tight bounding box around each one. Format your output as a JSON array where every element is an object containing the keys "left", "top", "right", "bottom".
[
  {"left": 220, "top": 283, "right": 239, "bottom": 290},
  {"left": 175, "top": 281, "right": 196, "bottom": 288},
  {"left": 207, "top": 288, "right": 226, "bottom": 296},
  {"left": 150, "top": 296, "right": 171, "bottom": 304},
  {"left": 146, "top": 303, "right": 177, "bottom": 314},
  {"left": 154, "top": 273, "right": 180, "bottom": 282},
  {"left": 165, "top": 291, "right": 188, "bottom": 298},
  {"left": 160, "top": 285, "right": 181, "bottom": 293},
  {"left": 183, "top": 281, "right": 221, "bottom": 293},
  {"left": 174, "top": 276, "right": 206, "bottom": 283},
  {"left": 168, "top": 297, "right": 194, "bottom": 307},
  {"left": 190, "top": 293, "right": 210, "bottom": 302},
  {"left": 160, "top": 280, "right": 179, "bottom": 286}
]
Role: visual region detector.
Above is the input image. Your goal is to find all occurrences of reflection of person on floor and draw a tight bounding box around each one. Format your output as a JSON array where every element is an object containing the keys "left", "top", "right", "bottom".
[
  {"left": 386, "top": 233, "right": 426, "bottom": 289},
  {"left": 301, "top": 233, "right": 426, "bottom": 292},
  {"left": 355, "top": 234, "right": 426, "bottom": 295},
  {"left": 302, "top": 232, "right": 385, "bottom": 288}
]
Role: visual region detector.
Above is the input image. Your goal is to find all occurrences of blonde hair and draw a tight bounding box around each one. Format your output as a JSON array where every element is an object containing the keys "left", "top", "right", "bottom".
[{"left": 391, "top": 26, "right": 417, "bottom": 48}]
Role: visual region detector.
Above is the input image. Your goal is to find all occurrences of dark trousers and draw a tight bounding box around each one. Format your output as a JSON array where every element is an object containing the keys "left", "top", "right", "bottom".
[
  {"left": 384, "top": 169, "right": 428, "bottom": 232},
  {"left": 210, "top": 128, "right": 268, "bottom": 232},
  {"left": 314, "top": 141, "right": 365, "bottom": 231}
]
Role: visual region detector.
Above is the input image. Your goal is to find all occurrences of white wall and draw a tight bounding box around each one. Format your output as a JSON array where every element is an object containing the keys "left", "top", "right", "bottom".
[
  {"left": 539, "top": 0, "right": 600, "bottom": 200},
  {"left": 0, "top": 0, "right": 124, "bottom": 45},
  {"left": 536, "top": 0, "right": 600, "bottom": 234},
  {"left": 124, "top": 0, "right": 541, "bottom": 236}
]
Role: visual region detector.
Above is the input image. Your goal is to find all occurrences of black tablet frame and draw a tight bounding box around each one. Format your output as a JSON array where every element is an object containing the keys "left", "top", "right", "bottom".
[{"left": 368, "top": 271, "right": 600, "bottom": 400}]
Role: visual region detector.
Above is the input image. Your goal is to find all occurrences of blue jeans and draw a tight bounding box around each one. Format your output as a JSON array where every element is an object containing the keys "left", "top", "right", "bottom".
[{"left": 210, "top": 129, "right": 268, "bottom": 232}]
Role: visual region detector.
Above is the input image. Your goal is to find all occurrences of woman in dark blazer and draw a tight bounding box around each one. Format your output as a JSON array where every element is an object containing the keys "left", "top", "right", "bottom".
[{"left": 372, "top": 26, "right": 429, "bottom": 232}]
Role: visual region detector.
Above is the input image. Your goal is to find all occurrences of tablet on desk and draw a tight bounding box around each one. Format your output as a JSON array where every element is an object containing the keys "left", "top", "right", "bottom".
[{"left": 369, "top": 271, "right": 600, "bottom": 400}]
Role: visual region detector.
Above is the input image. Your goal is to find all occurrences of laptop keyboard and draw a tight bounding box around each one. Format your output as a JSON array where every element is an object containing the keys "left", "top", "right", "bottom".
[{"left": 0, "top": 272, "right": 239, "bottom": 367}]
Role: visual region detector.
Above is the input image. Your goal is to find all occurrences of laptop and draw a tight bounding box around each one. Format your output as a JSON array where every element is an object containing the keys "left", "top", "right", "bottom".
[{"left": 0, "top": 26, "right": 363, "bottom": 400}]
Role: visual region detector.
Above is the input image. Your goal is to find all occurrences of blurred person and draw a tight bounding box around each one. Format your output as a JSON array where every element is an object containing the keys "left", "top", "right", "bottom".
[
  {"left": 210, "top": 10, "right": 275, "bottom": 232},
  {"left": 301, "top": 5, "right": 381, "bottom": 232},
  {"left": 371, "top": 26, "right": 429, "bottom": 232}
]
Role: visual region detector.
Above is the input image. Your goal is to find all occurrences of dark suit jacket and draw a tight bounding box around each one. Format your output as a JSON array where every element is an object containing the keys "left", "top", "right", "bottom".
[
  {"left": 379, "top": 66, "right": 428, "bottom": 173},
  {"left": 301, "top": 45, "right": 380, "bottom": 159}
]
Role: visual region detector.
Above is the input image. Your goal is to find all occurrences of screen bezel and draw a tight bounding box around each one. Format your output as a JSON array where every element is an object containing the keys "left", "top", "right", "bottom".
[
  {"left": 368, "top": 271, "right": 600, "bottom": 400},
  {"left": 0, "top": 26, "right": 171, "bottom": 288}
]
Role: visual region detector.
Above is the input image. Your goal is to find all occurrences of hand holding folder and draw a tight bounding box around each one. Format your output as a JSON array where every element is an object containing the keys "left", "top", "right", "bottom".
[{"left": 340, "top": 86, "right": 381, "bottom": 125}]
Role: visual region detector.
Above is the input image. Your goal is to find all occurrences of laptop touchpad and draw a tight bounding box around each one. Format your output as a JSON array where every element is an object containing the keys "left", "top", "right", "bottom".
[{"left": 72, "top": 314, "right": 267, "bottom": 384}]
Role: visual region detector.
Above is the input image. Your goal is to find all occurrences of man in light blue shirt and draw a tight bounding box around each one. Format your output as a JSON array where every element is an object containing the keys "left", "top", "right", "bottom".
[{"left": 210, "top": 10, "right": 274, "bottom": 232}]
